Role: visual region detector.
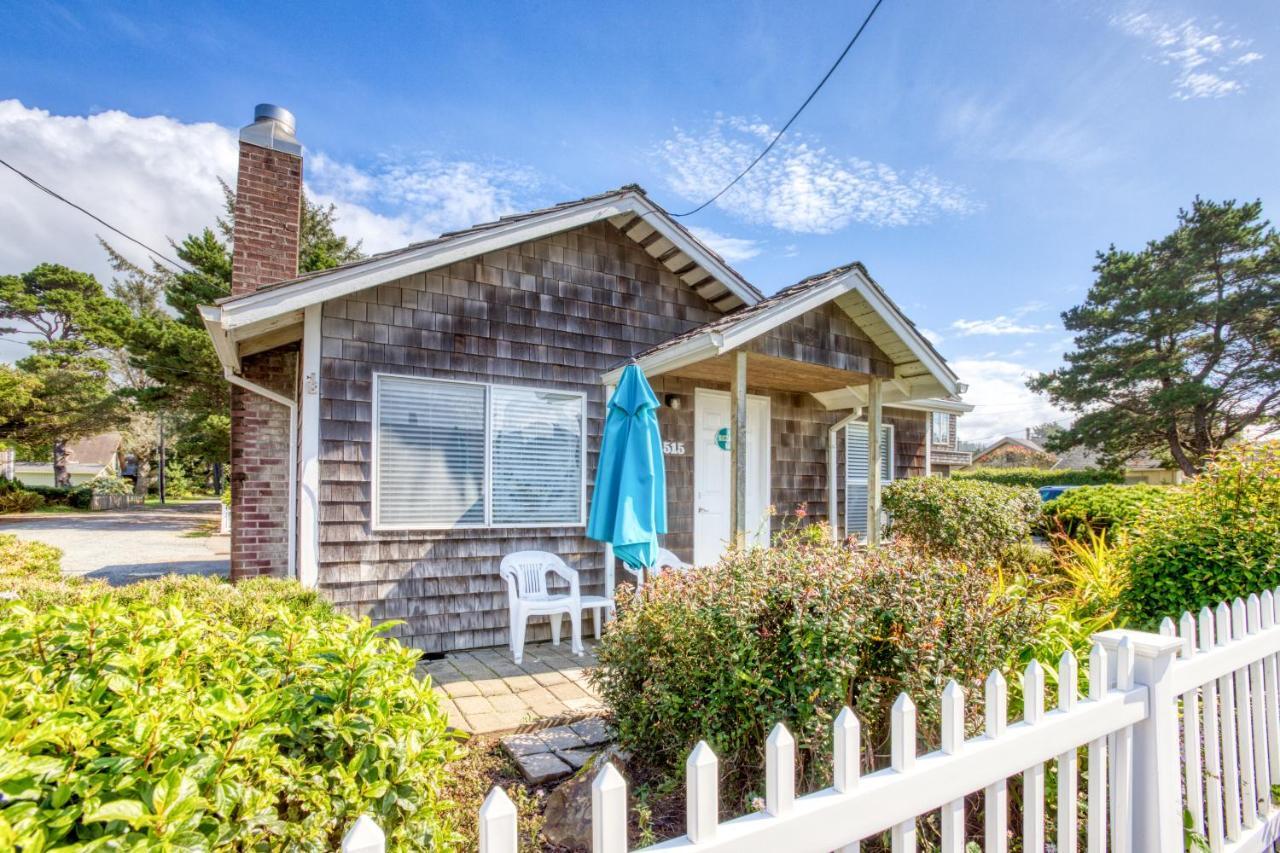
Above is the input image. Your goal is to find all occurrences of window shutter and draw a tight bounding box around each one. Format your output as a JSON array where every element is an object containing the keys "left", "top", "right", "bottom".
[
  {"left": 844, "top": 422, "right": 893, "bottom": 537},
  {"left": 375, "top": 376, "right": 486, "bottom": 528},
  {"left": 490, "top": 387, "right": 584, "bottom": 525}
]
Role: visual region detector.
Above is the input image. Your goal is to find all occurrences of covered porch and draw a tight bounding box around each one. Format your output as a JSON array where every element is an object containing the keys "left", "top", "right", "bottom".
[{"left": 599, "top": 263, "right": 964, "bottom": 582}]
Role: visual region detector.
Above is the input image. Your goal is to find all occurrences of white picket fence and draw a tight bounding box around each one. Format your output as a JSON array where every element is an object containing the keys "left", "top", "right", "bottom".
[{"left": 341, "top": 587, "right": 1280, "bottom": 852}]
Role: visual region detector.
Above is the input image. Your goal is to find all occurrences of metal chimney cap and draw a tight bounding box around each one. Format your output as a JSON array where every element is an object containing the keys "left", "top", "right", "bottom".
[
  {"left": 240, "top": 103, "right": 301, "bottom": 156},
  {"left": 253, "top": 104, "right": 295, "bottom": 133}
]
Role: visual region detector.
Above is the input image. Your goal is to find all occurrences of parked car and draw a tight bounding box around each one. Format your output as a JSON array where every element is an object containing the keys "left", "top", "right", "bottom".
[{"left": 1038, "top": 485, "right": 1080, "bottom": 502}]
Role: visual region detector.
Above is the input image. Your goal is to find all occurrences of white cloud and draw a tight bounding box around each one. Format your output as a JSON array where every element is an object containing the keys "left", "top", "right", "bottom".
[
  {"left": 951, "top": 315, "right": 1055, "bottom": 336},
  {"left": 1111, "top": 11, "right": 1263, "bottom": 100},
  {"left": 685, "top": 226, "right": 761, "bottom": 263},
  {"left": 308, "top": 153, "right": 540, "bottom": 252},
  {"left": 940, "top": 95, "right": 1108, "bottom": 168},
  {"left": 918, "top": 327, "right": 945, "bottom": 346},
  {"left": 657, "top": 116, "right": 977, "bottom": 233},
  {"left": 952, "top": 358, "right": 1070, "bottom": 445},
  {"left": 0, "top": 100, "right": 543, "bottom": 361}
]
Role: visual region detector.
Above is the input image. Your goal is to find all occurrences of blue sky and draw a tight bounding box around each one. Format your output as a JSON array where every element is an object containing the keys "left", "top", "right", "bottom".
[{"left": 2, "top": 0, "right": 1277, "bottom": 441}]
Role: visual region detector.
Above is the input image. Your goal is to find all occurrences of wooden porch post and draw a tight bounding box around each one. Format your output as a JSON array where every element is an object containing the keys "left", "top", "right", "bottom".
[
  {"left": 730, "top": 350, "right": 748, "bottom": 547},
  {"left": 866, "top": 376, "right": 883, "bottom": 546}
]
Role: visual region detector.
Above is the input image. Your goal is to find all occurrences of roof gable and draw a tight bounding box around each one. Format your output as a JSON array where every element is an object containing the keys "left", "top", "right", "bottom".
[{"left": 208, "top": 186, "right": 760, "bottom": 339}]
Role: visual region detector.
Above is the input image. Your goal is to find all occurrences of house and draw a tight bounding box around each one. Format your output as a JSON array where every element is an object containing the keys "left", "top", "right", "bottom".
[
  {"left": 971, "top": 434, "right": 1054, "bottom": 468},
  {"left": 1051, "top": 445, "right": 1185, "bottom": 485},
  {"left": 200, "top": 105, "right": 972, "bottom": 653},
  {"left": 13, "top": 433, "right": 122, "bottom": 487},
  {"left": 908, "top": 399, "right": 973, "bottom": 476}
]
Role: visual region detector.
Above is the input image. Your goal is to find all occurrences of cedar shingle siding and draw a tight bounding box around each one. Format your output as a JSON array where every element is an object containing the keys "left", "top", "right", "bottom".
[{"left": 315, "top": 220, "right": 914, "bottom": 653}]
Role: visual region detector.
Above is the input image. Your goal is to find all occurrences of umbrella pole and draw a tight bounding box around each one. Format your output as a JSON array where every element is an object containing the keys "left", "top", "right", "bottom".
[{"left": 603, "top": 381, "right": 617, "bottom": 601}]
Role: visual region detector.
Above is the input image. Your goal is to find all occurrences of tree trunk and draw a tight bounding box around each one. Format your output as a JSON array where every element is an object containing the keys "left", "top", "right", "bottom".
[
  {"left": 52, "top": 438, "right": 70, "bottom": 488},
  {"left": 1165, "top": 428, "right": 1199, "bottom": 478},
  {"left": 133, "top": 457, "right": 151, "bottom": 497}
]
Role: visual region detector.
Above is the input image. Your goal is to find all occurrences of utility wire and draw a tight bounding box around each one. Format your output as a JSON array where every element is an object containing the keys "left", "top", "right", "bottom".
[
  {"left": 670, "top": 0, "right": 887, "bottom": 218},
  {"left": 0, "top": 156, "right": 191, "bottom": 273}
]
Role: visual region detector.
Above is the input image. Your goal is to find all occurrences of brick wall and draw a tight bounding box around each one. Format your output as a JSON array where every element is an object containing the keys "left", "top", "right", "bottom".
[
  {"left": 230, "top": 346, "right": 298, "bottom": 579},
  {"left": 230, "top": 141, "right": 301, "bottom": 297},
  {"left": 228, "top": 137, "right": 303, "bottom": 579}
]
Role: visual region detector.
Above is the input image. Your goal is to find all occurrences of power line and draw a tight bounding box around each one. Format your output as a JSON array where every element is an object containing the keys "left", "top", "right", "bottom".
[
  {"left": 0, "top": 156, "right": 191, "bottom": 273},
  {"left": 670, "top": 0, "right": 888, "bottom": 219}
]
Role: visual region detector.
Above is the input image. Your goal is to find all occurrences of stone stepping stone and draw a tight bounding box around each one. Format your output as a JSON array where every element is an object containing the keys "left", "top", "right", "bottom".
[{"left": 515, "top": 751, "right": 573, "bottom": 785}]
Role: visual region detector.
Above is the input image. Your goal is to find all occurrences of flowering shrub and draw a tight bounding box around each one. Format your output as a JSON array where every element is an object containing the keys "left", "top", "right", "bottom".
[
  {"left": 882, "top": 477, "right": 1041, "bottom": 564},
  {"left": 1040, "top": 484, "right": 1174, "bottom": 539},
  {"left": 1123, "top": 442, "right": 1280, "bottom": 625},
  {"left": 0, "top": 575, "right": 462, "bottom": 850},
  {"left": 590, "top": 526, "right": 1039, "bottom": 806}
]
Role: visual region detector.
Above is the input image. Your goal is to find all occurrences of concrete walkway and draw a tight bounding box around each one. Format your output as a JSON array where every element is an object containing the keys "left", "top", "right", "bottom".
[
  {"left": 423, "top": 641, "right": 603, "bottom": 735},
  {"left": 0, "top": 500, "right": 230, "bottom": 584}
]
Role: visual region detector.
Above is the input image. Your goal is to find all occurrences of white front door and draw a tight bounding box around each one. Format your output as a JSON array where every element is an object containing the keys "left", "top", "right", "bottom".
[{"left": 693, "top": 388, "right": 770, "bottom": 565}]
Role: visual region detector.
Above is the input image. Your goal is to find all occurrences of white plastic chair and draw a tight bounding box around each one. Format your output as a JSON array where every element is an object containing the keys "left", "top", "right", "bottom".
[
  {"left": 619, "top": 547, "right": 693, "bottom": 592},
  {"left": 500, "top": 551, "right": 614, "bottom": 664}
]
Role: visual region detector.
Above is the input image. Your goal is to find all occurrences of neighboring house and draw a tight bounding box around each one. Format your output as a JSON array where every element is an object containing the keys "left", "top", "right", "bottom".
[
  {"left": 971, "top": 435, "right": 1054, "bottom": 468},
  {"left": 918, "top": 400, "right": 973, "bottom": 476},
  {"left": 1051, "top": 445, "right": 1185, "bottom": 485},
  {"left": 200, "top": 105, "right": 971, "bottom": 653},
  {"left": 14, "top": 433, "right": 122, "bottom": 487}
]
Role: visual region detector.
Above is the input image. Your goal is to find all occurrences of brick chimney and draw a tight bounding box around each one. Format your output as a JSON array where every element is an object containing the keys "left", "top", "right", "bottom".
[
  {"left": 231, "top": 104, "right": 302, "bottom": 296},
  {"left": 229, "top": 104, "right": 303, "bottom": 581}
]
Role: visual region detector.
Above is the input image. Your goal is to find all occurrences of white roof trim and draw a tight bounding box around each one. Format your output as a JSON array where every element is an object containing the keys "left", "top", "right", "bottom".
[
  {"left": 882, "top": 398, "right": 975, "bottom": 415},
  {"left": 600, "top": 267, "right": 962, "bottom": 401},
  {"left": 200, "top": 304, "right": 240, "bottom": 374},
  {"left": 214, "top": 189, "right": 759, "bottom": 333}
]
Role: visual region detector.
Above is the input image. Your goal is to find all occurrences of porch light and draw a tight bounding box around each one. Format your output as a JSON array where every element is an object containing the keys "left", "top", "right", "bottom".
[{"left": 664, "top": 394, "right": 682, "bottom": 410}]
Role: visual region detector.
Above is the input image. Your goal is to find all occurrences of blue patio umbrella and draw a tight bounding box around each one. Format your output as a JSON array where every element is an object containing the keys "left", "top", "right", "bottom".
[{"left": 587, "top": 363, "right": 667, "bottom": 569}]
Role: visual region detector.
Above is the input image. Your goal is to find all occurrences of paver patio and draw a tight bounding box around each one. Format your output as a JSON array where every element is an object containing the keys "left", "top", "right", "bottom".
[{"left": 422, "top": 640, "right": 603, "bottom": 735}]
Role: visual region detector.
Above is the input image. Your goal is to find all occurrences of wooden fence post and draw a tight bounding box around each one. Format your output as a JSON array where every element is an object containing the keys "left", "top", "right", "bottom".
[{"left": 1093, "top": 627, "right": 1184, "bottom": 851}]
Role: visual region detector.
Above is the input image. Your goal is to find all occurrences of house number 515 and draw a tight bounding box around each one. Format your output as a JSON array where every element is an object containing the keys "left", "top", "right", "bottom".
[{"left": 663, "top": 441, "right": 686, "bottom": 456}]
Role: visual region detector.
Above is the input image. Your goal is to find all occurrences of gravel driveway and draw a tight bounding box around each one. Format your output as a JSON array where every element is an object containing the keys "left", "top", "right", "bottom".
[{"left": 0, "top": 500, "right": 230, "bottom": 585}]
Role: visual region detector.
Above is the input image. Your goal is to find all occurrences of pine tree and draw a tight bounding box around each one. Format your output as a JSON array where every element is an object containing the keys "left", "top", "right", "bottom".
[{"left": 1030, "top": 198, "right": 1280, "bottom": 474}]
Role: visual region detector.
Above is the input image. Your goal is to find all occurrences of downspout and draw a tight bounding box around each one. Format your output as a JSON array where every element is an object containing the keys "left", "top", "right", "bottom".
[
  {"left": 826, "top": 405, "right": 864, "bottom": 541},
  {"left": 224, "top": 368, "right": 298, "bottom": 582}
]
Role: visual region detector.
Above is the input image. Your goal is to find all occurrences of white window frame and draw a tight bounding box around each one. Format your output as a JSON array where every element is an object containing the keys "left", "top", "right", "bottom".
[
  {"left": 844, "top": 421, "right": 895, "bottom": 537},
  {"left": 931, "top": 411, "right": 950, "bottom": 445},
  {"left": 371, "top": 372, "right": 587, "bottom": 532}
]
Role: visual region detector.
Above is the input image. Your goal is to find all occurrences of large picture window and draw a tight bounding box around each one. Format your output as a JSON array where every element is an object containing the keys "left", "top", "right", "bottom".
[{"left": 373, "top": 375, "right": 585, "bottom": 530}]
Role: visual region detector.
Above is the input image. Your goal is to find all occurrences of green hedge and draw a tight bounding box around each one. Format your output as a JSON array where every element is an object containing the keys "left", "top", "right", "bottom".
[
  {"left": 17, "top": 482, "right": 93, "bottom": 509},
  {"left": 591, "top": 527, "right": 1039, "bottom": 806},
  {"left": 1122, "top": 442, "right": 1280, "bottom": 626},
  {"left": 1041, "top": 484, "right": 1176, "bottom": 539},
  {"left": 0, "top": 534, "right": 61, "bottom": 583},
  {"left": 953, "top": 467, "right": 1123, "bottom": 487},
  {"left": 881, "top": 477, "right": 1041, "bottom": 564},
  {"left": 0, "top": 574, "right": 462, "bottom": 850}
]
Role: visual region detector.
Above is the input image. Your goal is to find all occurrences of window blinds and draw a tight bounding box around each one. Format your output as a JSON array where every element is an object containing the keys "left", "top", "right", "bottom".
[
  {"left": 844, "top": 421, "right": 893, "bottom": 538},
  {"left": 374, "top": 375, "right": 584, "bottom": 529},
  {"left": 490, "top": 387, "right": 583, "bottom": 525},
  {"left": 375, "top": 376, "right": 486, "bottom": 528}
]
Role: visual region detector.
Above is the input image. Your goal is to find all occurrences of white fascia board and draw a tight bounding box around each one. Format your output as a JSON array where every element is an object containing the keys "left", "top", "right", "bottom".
[
  {"left": 849, "top": 270, "right": 961, "bottom": 397},
  {"left": 199, "top": 304, "right": 240, "bottom": 374},
  {"left": 605, "top": 274, "right": 859, "bottom": 384},
  {"left": 716, "top": 275, "right": 857, "bottom": 352},
  {"left": 219, "top": 191, "right": 760, "bottom": 333},
  {"left": 599, "top": 333, "right": 721, "bottom": 385},
  {"left": 888, "top": 398, "right": 975, "bottom": 415}
]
